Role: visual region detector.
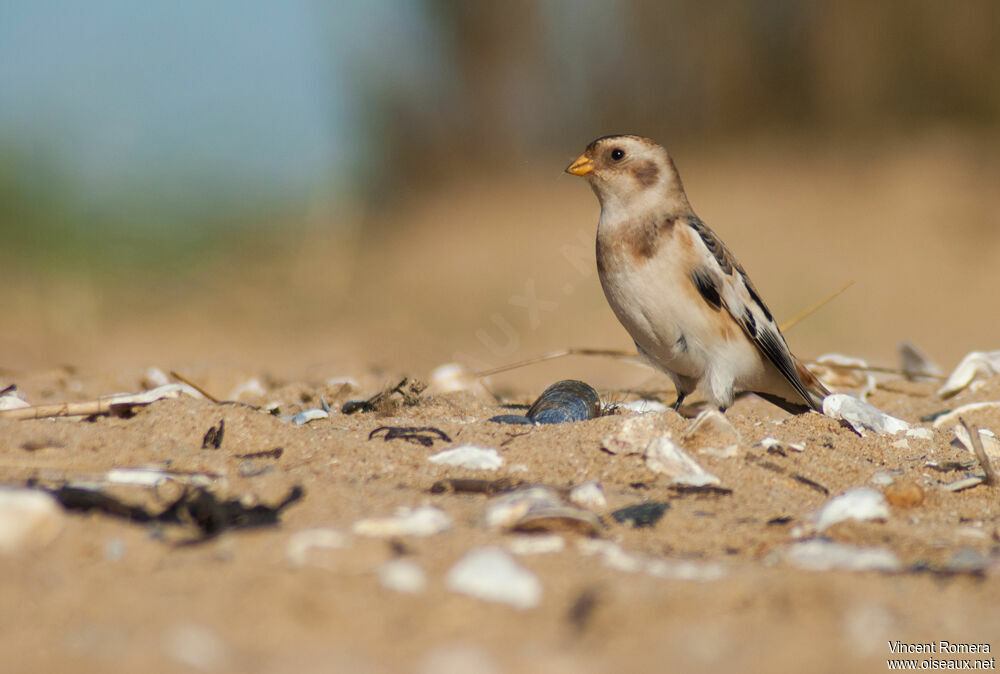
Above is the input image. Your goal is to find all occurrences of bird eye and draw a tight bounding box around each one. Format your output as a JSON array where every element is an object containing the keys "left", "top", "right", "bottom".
[{"left": 611, "top": 148, "right": 625, "bottom": 161}]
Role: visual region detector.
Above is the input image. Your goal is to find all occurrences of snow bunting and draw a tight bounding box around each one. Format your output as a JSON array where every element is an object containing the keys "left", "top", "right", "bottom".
[{"left": 566, "top": 135, "right": 828, "bottom": 413}]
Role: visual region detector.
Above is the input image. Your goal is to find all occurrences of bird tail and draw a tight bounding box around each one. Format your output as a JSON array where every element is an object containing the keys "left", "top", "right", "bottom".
[{"left": 793, "top": 358, "right": 830, "bottom": 412}]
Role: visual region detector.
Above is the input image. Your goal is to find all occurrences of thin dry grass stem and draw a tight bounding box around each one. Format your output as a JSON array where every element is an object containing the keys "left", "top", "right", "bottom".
[
  {"left": 779, "top": 280, "right": 855, "bottom": 332},
  {"left": 473, "top": 348, "right": 638, "bottom": 379},
  {"left": 0, "top": 399, "right": 121, "bottom": 420},
  {"left": 170, "top": 370, "right": 220, "bottom": 403},
  {"left": 959, "top": 416, "right": 997, "bottom": 486}
]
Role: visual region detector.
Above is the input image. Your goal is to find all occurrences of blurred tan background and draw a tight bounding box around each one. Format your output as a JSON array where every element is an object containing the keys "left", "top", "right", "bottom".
[{"left": 2, "top": 1, "right": 998, "bottom": 392}]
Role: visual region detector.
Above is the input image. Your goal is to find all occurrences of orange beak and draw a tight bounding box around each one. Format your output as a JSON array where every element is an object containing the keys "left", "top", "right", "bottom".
[{"left": 565, "top": 153, "right": 594, "bottom": 176}]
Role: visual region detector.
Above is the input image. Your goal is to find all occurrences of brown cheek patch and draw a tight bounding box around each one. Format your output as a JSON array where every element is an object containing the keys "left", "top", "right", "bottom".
[
  {"left": 631, "top": 160, "right": 660, "bottom": 187},
  {"left": 626, "top": 217, "right": 675, "bottom": 264}
]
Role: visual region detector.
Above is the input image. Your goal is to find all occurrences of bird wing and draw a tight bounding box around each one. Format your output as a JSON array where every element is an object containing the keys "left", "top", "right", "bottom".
[{"left": 684, "top": 217, "right": 828, "bottom": 411}]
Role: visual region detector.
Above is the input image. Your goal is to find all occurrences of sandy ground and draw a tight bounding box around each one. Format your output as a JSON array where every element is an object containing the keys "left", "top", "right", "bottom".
[{"left": 1, "top": 135, "right": 999, "bottom": 673}]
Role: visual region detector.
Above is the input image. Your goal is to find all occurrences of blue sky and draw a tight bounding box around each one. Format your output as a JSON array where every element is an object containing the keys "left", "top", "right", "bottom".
[{"left": 0, "top": 1, "right": 436, "bottom": 214}]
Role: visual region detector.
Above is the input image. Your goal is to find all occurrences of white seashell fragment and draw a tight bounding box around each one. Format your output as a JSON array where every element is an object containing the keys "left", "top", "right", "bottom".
[
  {"left": 952, "top": 425, "right": 1000, "bottom": 461},
  {"left": 784, "top": 540, "right": 900, "bottom": 572},
  {"left": 898, "top": 341, "right": 942, "bottom": 380},
  {"left": 484, "top": 487, "right": 563, "bottom": 530},
  {"left": 142, "top": 367, "right": 171, "bottom": 388},
  {"left": 446, "top": 547, "right": 542, "bottom": 609},
  {"left": 378, "top": 559, "right": 427, "bottom": 594},
  {"left": 812, "top": 354, "right": 876, "bottom": 399},
  {"left": 811, "top": 487, "right": 890, "bottom": 531},
  {"left": 576, "top": 538, "right": 644, "bottom": 573},
  {"left": 427, "top": 363, "right": 491, "bottom": 397},
  {"left": 938, "top": 350, "right": 1000, "bottom": 398},
  {"left": 228, "top": 378, "right": 266, "bottom": 401},
  {"left": 760, "top": 437, "right": 805, "bottom": 453},
  {"left": 568, "top": 481, "right": 606, "bottom": 510},
  {"left": 870, "top": 471, "right": 896, "bottom": 486},
  {"left": 429, "top": 445, "right": 503, "bottom": 471},
  {"left": 822, "top": 394, "right": 910, "bottom": 435},
  {"left": 290, "top": 408, "right": 328, "bottom": 425},
  {"left": 286, "top": 528, "right": 347, "bottom": 567},
  {"left": 621, "top": 399, "right": 669, "bottom": 414},
  {"left": 682, "top": 409, "right": 741, "bottom": 453},
  {"left": 353, "top": 505, "right": 452, "bottom": 538},
  {"left": 942, "top": 476, "right": 985, "bottom": 492},
  {"left": 601, "top": 414, "right": 664, "bottom": 455},
  {"left": 906, "top": 427, "right": 933, "bottom": 440},
  {"left": 0, "top": 394, "right": 30, "bottom": 411},
  {"left": 932, "top": 402, "right": 1000, "bottom": 429},
  {"left": 0, "top": 487, "right": 64, "bottom": 554},
  {"left": 106, "top": 383, "right": 202, "bottom": 406},
  {"left": 644, "top": 558, "right": 728, "bottom": 582},
  {"left": 644, "top": 436, "right": 721, "bottom": 487},
  {"left": 506, "top": 534, "right": 565, "bottom": 555}
]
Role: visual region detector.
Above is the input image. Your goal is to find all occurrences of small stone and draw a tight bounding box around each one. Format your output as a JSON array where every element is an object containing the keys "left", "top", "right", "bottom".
[
  {"left": 568, "top": 481, "right": 606, "bottom": 510},
  {"left": 446, "top": 547, "right": 542, "bottom": 609},
  {"left": 611, "top": 502, "right": 670, "bottom": 528},
  {"left": 378, "top": 559, "right": 427, "bottom": 594},
  {"left": 0, "top": 487, "right": 64, "bottom": 555},
  {"left": 883, "top": 481, "right": 924, "bottom": 508},
  {"left": 429, "top": 445, "right": 503, "bottom": 471},
  {"left": 812, "top": 487, "right": 889, "bottom": 531},
  {"left": 823, "top": 394, "right": 910, "bottom": 435},
  {"left": 784, "top": 540, "right": 900, "bottom": 572},
  {"left": 353, "top": 506, "right": 452, "bottom": 538},
  {"left": 644, "top": 436, "right": 721, "bottom": 487}
]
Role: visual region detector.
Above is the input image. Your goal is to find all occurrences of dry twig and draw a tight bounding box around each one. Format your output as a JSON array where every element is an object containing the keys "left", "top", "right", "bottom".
[{"left": 959, "top": 416, "right": 997, "bottom": 486}]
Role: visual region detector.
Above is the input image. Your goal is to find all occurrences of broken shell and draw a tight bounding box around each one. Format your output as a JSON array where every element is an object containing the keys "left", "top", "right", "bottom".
[
  {"left": 0, "top": 394, "right": 30, "bottom": 411},
  {"left": 601, "top": 414, "right": 665, "bottom": 455},
  {"left": 682, "top": 409, "right": 741, "bottom": 453},
  {"left": 290, "top": 408, "right": 329, "bottom": 425},
  {"left": 229, "top": 378, "right": 266, "bottom": 401},
  {"left": 445, "top": 547, "right": 542, "bottom": 609},
  {"left": 952, "top": 425, "right": 1000, "bottom": 461},
  {"left": 568, "top": 481, "right": 607, "bottom": 510},
  {"left": 937, "top": 350, "right": 1000, "bottom": 398},
  {"left": 942, "top": 476, "right": 985, "bottom": 492},
  {"left": 932, "top": 402, "right": 1000, "bottom": 429},
  {"left": 898, "top": 341, "right": 942, "bottom": 380},
  {"left": 352, "top": 505, "right": 452, "bottom": 538},
  {"left": 822, "top": 394, "right": 909, "bottom": 435},
  {"left": 0, "top": 487, "right": 64, "bottom": 554},
  {"left": 784, "top": 540, "right": 900, "bottom": 572},
  {"left": 378, "top": 559, "right": 427, "bottom": 594},
  {"left": 429, "top": 445, "right": 503, "bottom": 471},
  {"left": 511, "top": 506, "right": 602, "bottom": 537},
  {"left": 811, "top": 487, "right": 890, "bottom": 531},
  {"left": 621, "top": 399, "right": 669, "bottom": 414},
  {"left": 644, "top": 436, "right": 721, "bottom": 487},
  {"left": 286, "top": 528, "right": 347, "bottom": 567},
  {"left": 759, "top": 437, "right": 805, "bottom": 453},
  {"left": 811, "top": 354, "right": 876, "bottom": 399},
  {"left": 611, "top": 502, "right": 670, "bottom": 528},
  {"left": 484, "top": 487, "right": 564, "bottom": 530},
  {"left": 506, "top": 534, "right": 566, "bottom": 555}
]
